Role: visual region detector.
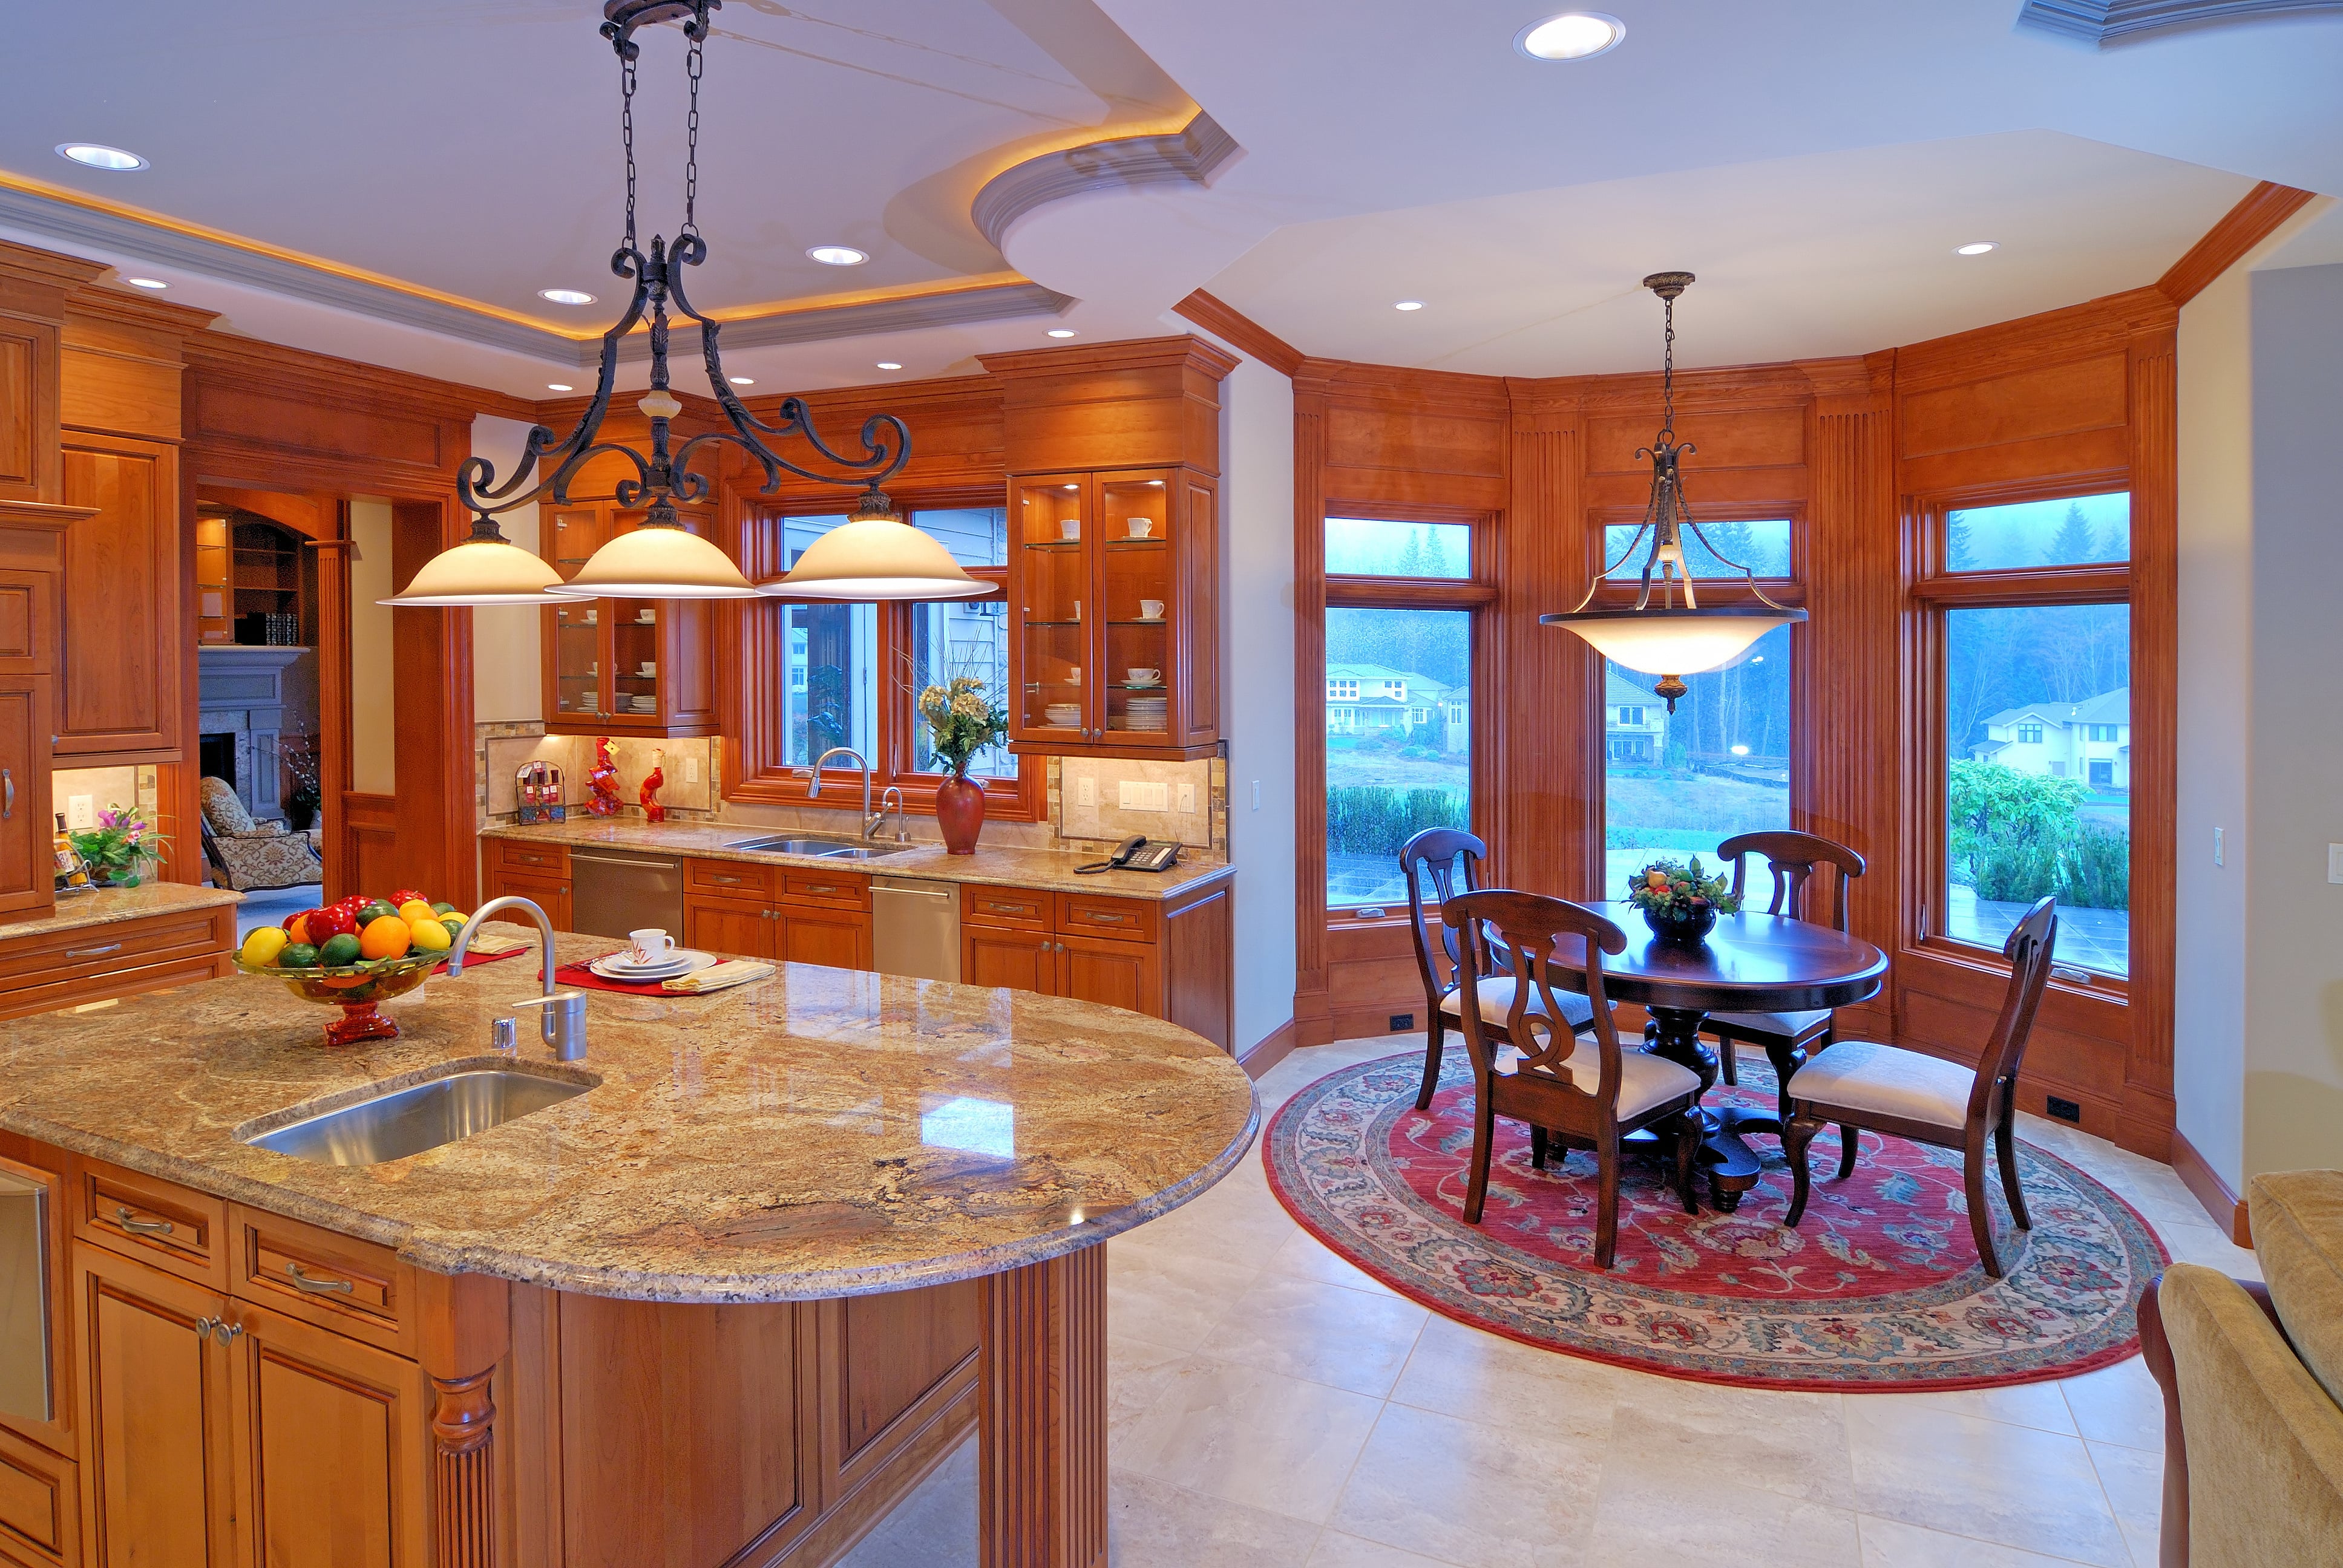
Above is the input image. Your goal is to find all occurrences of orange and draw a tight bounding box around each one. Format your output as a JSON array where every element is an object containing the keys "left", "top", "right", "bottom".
[
  {"left": 358, "top": 915, "right": 413, "bottom": 961},
  {"left": 286, "top": 915, "right": 312, "bottom": 946}
]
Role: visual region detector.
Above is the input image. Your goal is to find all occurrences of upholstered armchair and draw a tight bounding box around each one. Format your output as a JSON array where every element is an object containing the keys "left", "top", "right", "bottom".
[{"left": 197, "top": 776, "right": 323, "bottom": 892}]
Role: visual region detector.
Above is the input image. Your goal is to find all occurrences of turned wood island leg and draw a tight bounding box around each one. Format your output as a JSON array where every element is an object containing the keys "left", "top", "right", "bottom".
[
  {"left": 419, "top": 1272, "right": 512, "bottom": 1568},
  {"left": 979, "top": 1246, "right": 1109, "bottom": 1568}
]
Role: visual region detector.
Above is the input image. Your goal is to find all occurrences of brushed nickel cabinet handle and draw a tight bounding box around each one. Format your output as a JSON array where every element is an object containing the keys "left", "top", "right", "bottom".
[
  {"left": 116, "top": 1206, "right": 175, "bottom": 1237},
  {"left": 285, "top": 1263, "right": 355, "bottom": 1296},
  {"left": 712, "top": 874, "right": 748, "bottom": 884},
  {"left": 67, "top": 942, "right": 125, "bottom": 959},
  {"left": 1086, "top": 912, "right": 1132, "bottom": 924},
  {"left": 3, "top": 767, "right": 13, "bottom": 818}
]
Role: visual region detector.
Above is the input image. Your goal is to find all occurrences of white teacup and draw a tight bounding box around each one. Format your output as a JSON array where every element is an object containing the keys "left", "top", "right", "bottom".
[
  {"left": 1059, "top": 518, "right": 1081, "bottom": 541},
  {"left": 1127, "top": 667, "right": 1162, "bottom": 685},
  {"left": 1070, "top": 599, "right": 1081, "bottom": 621},
  {"left": 638, "top": 661, "right": 657, "bottom": 676},
  {"left": 1127, "top": 518, "right": 1155, "bottom": 539},
  {"left": 1067, "top": 665, "right": 1081, "bottom": 685},
  {"left": 1139, "top": 599, "right": 1165, "bottom": 619},
  {"left": 629, "top": 928, "right": 675, "bottom": 964}
]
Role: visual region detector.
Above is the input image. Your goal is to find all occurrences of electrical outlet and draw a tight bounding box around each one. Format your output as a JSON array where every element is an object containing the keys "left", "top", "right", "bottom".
[
  {"left": 1076, "top": 775, "right": 1095, "bottom": 807},
  {"left": 2330, "top": 843, "right": 2343, "bottom": 885},
  {"left": 67, "top": 795, "right": 95, "bottom": 829},
  {"left": 1117, "top": 780, "right": 1167, "bottom": 811},
  {"left": 684, "top": 755, "right": 700, "bottom": 783},
  {"left": 1389, "top": 1013, "right": 1414, "bottom": 1033},
  {"left": 2046, "top": 1096, "right": 2082, "bottom": 1124},
  {"left": 1175, "top": 782, "right": 1196, "bottom": 814}
]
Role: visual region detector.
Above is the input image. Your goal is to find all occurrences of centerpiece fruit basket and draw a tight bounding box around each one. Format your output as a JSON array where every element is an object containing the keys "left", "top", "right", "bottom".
[
  {"left": 1624, "top": 856, "right": 1741, "bottom": 944},
  {"left": 234, "top": 889, "right": 473, "bottom": 1046}
]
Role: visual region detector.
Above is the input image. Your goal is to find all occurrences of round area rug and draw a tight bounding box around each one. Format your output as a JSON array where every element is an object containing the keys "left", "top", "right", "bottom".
[{"left": 1263, "top": 1051, "right": 2169, "bottom": 1391}]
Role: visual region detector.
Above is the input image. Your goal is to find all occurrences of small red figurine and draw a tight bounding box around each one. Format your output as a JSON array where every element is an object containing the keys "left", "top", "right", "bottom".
[
  {"left": 586, "top": 736, "right": 622, "bottom": 817},
  {"left": 638, "top": 748, "right": 667, "bottom": 824}
]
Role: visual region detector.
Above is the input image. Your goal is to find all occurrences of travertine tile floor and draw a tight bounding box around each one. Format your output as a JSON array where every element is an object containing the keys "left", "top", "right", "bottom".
[{"left": 842, "top": 1034, "right": 2251, "bottom": 1567}]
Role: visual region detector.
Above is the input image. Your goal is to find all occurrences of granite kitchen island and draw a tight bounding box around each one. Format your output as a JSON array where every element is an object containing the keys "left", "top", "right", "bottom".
[{"left": 0, "top": 932, "right": 1256, "bottom": 1567}]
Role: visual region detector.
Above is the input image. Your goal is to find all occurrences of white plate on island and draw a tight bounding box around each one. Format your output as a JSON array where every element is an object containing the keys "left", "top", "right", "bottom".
[{"left": 589, "top": 949, "right": 718, "bottom": 982}]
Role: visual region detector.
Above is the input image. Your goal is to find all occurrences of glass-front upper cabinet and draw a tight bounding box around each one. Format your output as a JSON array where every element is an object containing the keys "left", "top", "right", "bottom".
[
  {"left": 1008, "top": 467, "right": 1216, "bottom": 757},
  {"left": 540, "top": 501, "right": 718, "bottom": 737}
]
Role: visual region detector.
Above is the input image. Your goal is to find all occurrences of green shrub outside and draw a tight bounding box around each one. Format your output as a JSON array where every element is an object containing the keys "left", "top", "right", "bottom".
[
  {"left": 1328, "top": 786, "right": 1467, "bottom": 857},
  {"left": 1948, "top": 759, "right": 2129, "bottom": 911}
]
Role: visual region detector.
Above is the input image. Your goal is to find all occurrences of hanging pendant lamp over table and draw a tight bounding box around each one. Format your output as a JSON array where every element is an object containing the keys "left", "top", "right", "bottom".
[
  {"left": 1539, "top": 272, "right": 1805, "bottom": 710},
  {"left": 382, "top": 0, "right": 979, "bottom": 607}
]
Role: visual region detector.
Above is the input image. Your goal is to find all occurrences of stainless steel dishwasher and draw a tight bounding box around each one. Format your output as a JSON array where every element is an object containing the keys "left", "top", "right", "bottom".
[
  {"left": 871, "top": 875, "right": 959, "bottom": 981},
  {"left": 0, "top": 1167, "right": 51, "bottom": 1425},
  {"left": 567, "top": 849, "right": 683, "bottom": 940}
]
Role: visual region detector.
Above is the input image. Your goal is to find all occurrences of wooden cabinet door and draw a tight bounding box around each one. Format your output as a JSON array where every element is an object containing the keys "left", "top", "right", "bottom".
[
  {"left": 481, "top": 870, "right": 571, "bottom": 934},
  {"left": 58, "top": 436, "right": 179, "bottom": 760},
  {"left": 0, "top": 678, "right": 52, "bottom": 916},
  {"left": 962, "top": 926, "right": 1057, "bottom": 995},
  {"left": 73, "top": 1241, "right": 235, "bottom": 1568},
  {"left": 779, "top": 907, "right": 868, "bottom": 970},
  {"left": 1059, "top": 934, "right": 1160, "bottom": 1016},
  {"left": 684, "top": 897, "right": 774, "bottom": 961},
  {"left": 226, "top": 1301, "right": 428, "bottom": 1568}
]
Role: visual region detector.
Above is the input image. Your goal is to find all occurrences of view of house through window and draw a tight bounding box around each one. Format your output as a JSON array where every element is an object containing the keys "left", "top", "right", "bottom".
[
  {"left": 1944, "top": 601, "right": 2132, "bottom": 975},
  {"left": 1602, "top": 623, "right": 1792, "bottom": 897},
  {"left": 907, "top": 508, "right": 1013, "bottom": 777},
  {"left": 1325, "top": 606, "right": 1472, "bottom": 907}
]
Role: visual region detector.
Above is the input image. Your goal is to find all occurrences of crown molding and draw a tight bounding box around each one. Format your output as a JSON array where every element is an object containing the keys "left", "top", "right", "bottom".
[
  {"left": 978, "top": 333, "right": 1239, "bottom": 383},
  {"left": 0, "top": 180, "right": 1075, "bottom": 366},
  {"left": 1173, "top": 289, "right": 1305, "bottom": 377},
  {"left": 971, "top": 111, "right": 1242, "bottom": 250},
  {"left": 185, "top": 331, "right": 540, "bottom": 424},
  {"left": 2156, "top": 180, "right": 2319, "bottom": 305},
  {"left": 2017, "top": 0, "right": 2343, "bottom": 44}
]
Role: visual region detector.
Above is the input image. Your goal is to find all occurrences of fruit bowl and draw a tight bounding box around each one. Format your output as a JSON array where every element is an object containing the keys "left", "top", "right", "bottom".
[{"left": 234, "top": 950, "right": 449, "bottom": 1046}]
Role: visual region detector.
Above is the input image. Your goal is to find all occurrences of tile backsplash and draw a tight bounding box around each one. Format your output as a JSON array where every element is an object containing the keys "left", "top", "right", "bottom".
[
  {"left": 1054, "top": 756, "right": 1217, "bottom": 849},
  {"left": 478, "top": 727, "right": 717, "bottom": 820}
]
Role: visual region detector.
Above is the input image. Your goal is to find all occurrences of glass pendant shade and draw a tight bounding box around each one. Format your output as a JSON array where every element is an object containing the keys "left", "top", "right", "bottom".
[
  {"left": 1541, "top": 606, "right": 1803, "bottom": 675},
  {"left": 554, "top": 522, "right": 762, "bottom": 599},
  {"left": 768, "top": 505, "right": 987, "bottom": 601},
  {"left": 380, "top": 534, "right": 566, "bottom": 606}
]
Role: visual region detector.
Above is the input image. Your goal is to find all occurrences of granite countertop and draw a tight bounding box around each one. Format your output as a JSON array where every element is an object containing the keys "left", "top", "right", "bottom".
[
  {"left": 479, "top": 818, "right": 1234, "bottom": 901},
  {"left": 0, "top": 932, "right": 1257, "bottom": 1304},
  {"left": 0, "top": 881, "right": 243, "bottom": 942}
]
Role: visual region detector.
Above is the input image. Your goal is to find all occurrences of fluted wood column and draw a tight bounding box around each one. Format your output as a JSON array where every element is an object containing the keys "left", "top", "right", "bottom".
[{"left": 979, "top": 1245, "right": 1109, "bottom": 1568}]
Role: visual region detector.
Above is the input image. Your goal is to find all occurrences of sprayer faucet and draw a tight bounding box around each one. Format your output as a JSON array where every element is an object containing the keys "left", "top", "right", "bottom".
[{"left": 808, "top": 746, "right": 883, "bottom": 837}]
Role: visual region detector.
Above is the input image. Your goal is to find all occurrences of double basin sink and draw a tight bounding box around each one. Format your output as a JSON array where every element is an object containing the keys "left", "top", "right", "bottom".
[{"left": 721, "top": 833, "right": 913, "bottom": 861}]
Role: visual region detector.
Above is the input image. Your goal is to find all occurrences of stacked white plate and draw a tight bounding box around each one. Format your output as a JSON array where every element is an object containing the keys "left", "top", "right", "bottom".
[
  {"left": 588, "top": 947, "right": 718, "bottom": 983},
  {"left": 1044, "top": 702, "right": 1083, "bottom": 726},
  {"left": 1124, "top": 694, "right": 1168, "bottom": 730},
  {"left": 626, "top": 694, "right": 656, "bottom": 713}
]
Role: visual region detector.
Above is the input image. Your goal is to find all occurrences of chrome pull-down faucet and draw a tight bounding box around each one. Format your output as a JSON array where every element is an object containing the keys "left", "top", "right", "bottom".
[
  {"left": 808, "top": 746, "right": 886, "bottom": 838},
  {"left": 449, "top": 896, "right": 588, "bottom": 1062}
]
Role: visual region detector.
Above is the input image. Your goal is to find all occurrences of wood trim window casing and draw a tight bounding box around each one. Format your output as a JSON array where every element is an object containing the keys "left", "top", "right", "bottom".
[{"left": 725, "top": 491, "right": 1045, "bottom": 823}]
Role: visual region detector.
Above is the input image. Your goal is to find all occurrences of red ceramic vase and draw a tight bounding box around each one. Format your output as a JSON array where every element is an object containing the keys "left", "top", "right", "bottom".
[{"left": 935, "top": 770, "right": 985, "bottom": 855}]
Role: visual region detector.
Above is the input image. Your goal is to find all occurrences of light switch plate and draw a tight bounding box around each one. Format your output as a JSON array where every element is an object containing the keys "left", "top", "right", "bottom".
[
  {"left": 2213, "top": 826, "right": 2222, "bottom": 867},
  {"left": 2330, "top": 843, "right": 2343, "bottom": 885},
  {"left": 1251, "top": 780, "right": 1261, "bottom": 810},
  {"left": 1117, "top": 780, "right": 1167, "bottom": 812},
  {"left": 67, "top": 794, "right": 94, "bottom": 829},
  {"left": 1176, "top": 782, "right": 1196, "bottom": 814}
]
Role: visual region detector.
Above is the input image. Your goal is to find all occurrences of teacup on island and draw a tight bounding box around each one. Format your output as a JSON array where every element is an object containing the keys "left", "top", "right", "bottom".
[
  {"left": 1127, "top": 667, "right": 1162, "bottom": 686},
  {"left": 1058, "top": 518, "right": 1081, "bottom": 541},
  {"left": 1139, "top": 598, "right": 1165, "bottom": 619},
  {"left": 1126, "top": 518, "right": 1155, "bottom": 539},
  {"left": 629, "top": 928, "right": 675, "bottom": 964}
]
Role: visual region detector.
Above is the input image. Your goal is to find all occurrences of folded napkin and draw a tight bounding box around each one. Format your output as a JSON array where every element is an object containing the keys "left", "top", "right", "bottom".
[
  {"left": 661, "top": 959, "right": 775, "bottom": 995},
  {"left": 457, "top": 927, "right": 534, "bottom": 956}
]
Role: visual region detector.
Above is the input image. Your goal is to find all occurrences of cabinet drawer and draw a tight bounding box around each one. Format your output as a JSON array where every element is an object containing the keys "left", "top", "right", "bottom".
[
  {"left": 0, "top": 1426, "right": 76, "bottom": 1568},
  {"left": 72, "top": 1158, "right": 224, "bottom": 1288},
  {"left": 493, "top": 838, "right": 570, "bottom": 876},
  {"left": 0, "top": 909, "right": 230, "bottom": 993},
  {"left": 1056, "top": 893, "right": 1157, "bottom": 944},
  {"left": 227, "top": 1204, "right": 415, "bottom": 1357},
  {"left": 962, "top": 887, "right": 1047, "bottom": 931},
  {"left": 779, "top": 869, "right": 868, "bottom": 909},
  {"left": 0, "top": 952, "right": 231, "bottom": 1024},
  {"left": 687, "top": 858, "right": 773, "bottom": 899}
]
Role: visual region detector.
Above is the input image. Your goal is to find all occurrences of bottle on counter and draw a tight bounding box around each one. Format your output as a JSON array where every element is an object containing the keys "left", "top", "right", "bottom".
[{"left": 53, "top": 812, "right": 90, "bottom": 893}]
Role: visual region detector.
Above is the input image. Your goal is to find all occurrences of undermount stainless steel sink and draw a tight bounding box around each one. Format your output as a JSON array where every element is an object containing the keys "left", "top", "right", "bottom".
[
  {"left": 721, "top": 834, "right": 911, "bottom": 859},
  {"left": 241, "top": 1065, "right": 597, "bottom": 1166}
]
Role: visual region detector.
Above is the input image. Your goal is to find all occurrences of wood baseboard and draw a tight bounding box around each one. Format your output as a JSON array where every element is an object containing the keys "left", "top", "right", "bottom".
[
  {"left": 1237, "top": 1016, "right": 1299, "bottom": 1081},
  {"left": 2171, "top": 1125, "right": 2252, "bottom": 1247}
]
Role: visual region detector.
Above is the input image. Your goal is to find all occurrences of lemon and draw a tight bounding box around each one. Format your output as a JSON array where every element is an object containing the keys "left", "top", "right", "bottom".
[
  {"left": 358, "top": 915, "right": 413, "bottom": 961},
  {"left": 407, "top": 915, "right": 453, "bottom": 952},
  {"left": 397, "top": 898, "right": 439, "bottom": 926},
  {"left": 240, "top": 927, "right": 290, "bottom": 967}
]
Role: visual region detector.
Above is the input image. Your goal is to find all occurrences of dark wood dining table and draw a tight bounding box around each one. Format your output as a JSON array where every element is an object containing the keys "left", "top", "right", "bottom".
[{"left": 1539, "top": 901, "right": 1889, "bottom": 1210}]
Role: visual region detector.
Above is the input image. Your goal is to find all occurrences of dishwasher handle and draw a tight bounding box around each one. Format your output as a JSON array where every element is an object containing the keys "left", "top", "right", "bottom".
[{"left": 568, "top": 851, "right": 683, "bottom": 869}]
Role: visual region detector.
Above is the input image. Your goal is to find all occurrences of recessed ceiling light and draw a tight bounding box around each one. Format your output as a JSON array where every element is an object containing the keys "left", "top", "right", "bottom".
[
  {"left": 1394, "top": 300, "right": 1425, "bottom": 312},
  {"left": 728, "top": 376, "right": 755, "bottom": 386},
  {"left": 1515, "top": 12, "right": 1625, "bottom": 60},
  {"left": 807, "top": 245, "right": 868, "bottom": 266},
  {"left": 538, "top": 288, "right": 596, "bottom": 305},
  {"left": 123, "top": 277, "right": 168, "bottom": 290},
  {"left": 56, "top": 143, "right": 148, "bottom": 171},
  {"left": 875, "top": 361, "right": 903, "bottom": 370},
  {"left": 547, "top": 383, "right": 574, "bottom": 392},
  {"left": 1047, "top": 328, "right": 1077, "bottom": 338},
  {"left": 1955, "top": 241, "right": 1999, "bottom": 256}
]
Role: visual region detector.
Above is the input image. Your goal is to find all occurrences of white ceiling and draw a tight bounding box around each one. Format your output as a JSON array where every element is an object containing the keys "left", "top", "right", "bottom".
[{"left": 2, "top": 0, "right": 2340, "bottom": 393}]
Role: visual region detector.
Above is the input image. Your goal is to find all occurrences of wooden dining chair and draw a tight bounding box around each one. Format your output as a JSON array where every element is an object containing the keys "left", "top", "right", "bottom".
[
  {"left": 1444, "top": 890, "right": 1704, "bottom": 1268},
  {"left": 1781, "top": 895, "right": 2058, "bottom": 1278},
  {"left": 1400, "top": 828, "right": 1595, "bottom": 1111},
  {"left": 1705, "top": 830, "right": 1867, "bottom": 1117}
]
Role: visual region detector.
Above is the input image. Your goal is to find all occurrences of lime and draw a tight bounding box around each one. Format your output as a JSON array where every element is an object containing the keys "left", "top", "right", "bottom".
[
  {"left": 318, "top": 933, "right": 362, "bottom": 968},
  {"left": 280, "top": 943, "right": 320, "bottom": 969},
  {"left": 431, "top": 901, "right": 455, "bottom": 915},
  {"left": 357, "top": 900, "right": 399, "bottom": 927}
]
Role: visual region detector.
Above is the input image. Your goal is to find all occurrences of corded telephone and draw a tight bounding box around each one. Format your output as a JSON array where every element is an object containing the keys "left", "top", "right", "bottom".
[{"left": 1076, "top": 835, "right": 1182, "bottom": 874}]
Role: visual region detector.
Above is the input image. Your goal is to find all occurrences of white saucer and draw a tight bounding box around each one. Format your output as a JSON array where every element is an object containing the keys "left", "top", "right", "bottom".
[{"left": 589, "top": 949, "right": 717, "bottom": 981}]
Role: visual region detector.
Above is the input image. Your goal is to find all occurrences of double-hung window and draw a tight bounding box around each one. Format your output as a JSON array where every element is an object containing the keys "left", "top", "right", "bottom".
[{"left": 1924, "top": 490, "right": 2132, "bottom": 979}]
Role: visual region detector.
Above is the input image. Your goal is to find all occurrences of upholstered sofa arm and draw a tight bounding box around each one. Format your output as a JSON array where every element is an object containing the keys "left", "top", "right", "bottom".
[{"left": 2156, "top": 1263, "right": 2343, "bottom": 1566}]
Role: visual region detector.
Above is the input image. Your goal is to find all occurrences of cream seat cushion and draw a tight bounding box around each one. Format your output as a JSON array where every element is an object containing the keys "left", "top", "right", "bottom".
[
  {"left": 1708, "top": 1008, "right": 1830, "bottom": 1040},
  {"left": 1784, "top": 1039, "right": 1973, "bottom": 1131},
  {"left": 1508, "top": 1043, "right": 1700, "bottom": 1121},
  {"left": 1439, "top": 976, "right": 1596, "bottom": 1031},
  {"left": 2250, "top": 1169, "right": 2343, "bottom": 1411}
]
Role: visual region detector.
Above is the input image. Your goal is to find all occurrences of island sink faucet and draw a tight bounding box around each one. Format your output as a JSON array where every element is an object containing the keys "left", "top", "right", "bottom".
[
  {"left": 450, "top": 896, "right": 588, "bottom": 1061},
  {"left": 807, "top": 745, "right": 888, "bottom": 838}
]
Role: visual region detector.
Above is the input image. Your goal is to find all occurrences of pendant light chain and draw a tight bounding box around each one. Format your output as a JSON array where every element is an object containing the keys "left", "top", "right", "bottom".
[
  {"left": 682, "top": 29, "right": 703, "bottom": 240},
  {"left": 1658, "top": 292, "right": 1677, "bottom": 442},
  {"left": 619, "top": 47, "right": 640, "bottom": 255}
]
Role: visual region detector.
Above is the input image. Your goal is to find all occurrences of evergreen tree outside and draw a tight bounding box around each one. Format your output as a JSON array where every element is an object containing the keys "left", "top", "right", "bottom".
[{"left": 2046, "top": 501, "right": 2100, "bottom": 566}]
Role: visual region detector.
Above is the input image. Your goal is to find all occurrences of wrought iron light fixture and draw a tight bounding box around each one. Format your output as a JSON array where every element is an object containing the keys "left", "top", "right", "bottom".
[
  {"left": 384, "top": 0, "right": 983, "bottom": 606},
  {"left": 1539, "top": 272, "right": 1804, "bottom": 710}
]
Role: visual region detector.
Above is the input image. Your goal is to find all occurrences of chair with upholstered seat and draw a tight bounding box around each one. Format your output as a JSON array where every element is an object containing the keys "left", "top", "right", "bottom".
[
  {"left": 198, "top": 775, "right": 325, "bottom": 892},
  {"left": 1400, "top": 827, "right": 1595, "bottom": 1111},
  {"left": 1782, "top": 895, "right": 2057, "bottom": 1278},
  {"left": 1704, "top": 829, "right": 1867, "bottom": 1118},
  {"left": 1444, "top": 890, "right": 1703, "bottom": 1268}
]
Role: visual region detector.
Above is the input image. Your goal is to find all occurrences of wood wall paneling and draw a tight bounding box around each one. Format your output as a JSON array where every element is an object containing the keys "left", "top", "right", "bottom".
[
  {"left": 2155, "top": 181, "right": 2318, "bottom": 308},
  {"left": 58, "top": 435, "right": 181, "bottom": 759}
]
